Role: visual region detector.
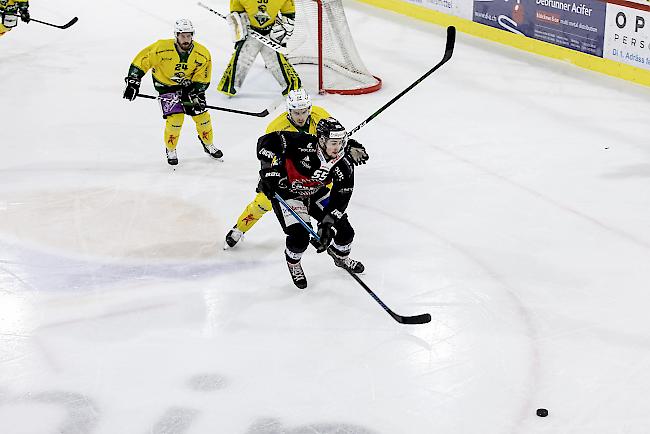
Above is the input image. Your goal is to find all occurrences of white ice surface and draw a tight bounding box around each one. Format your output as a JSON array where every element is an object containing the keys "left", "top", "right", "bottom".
[{"left": 1, "top": 1, "right": 650, "bottom": 433}]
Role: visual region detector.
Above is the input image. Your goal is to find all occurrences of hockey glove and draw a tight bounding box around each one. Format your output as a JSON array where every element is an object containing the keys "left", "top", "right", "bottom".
[
  {"left": 188, "top": 90, "right": 207, "bottom": 112},
  {"left": 123, "top": 76, "right": 141, "bottom": 101},
  {"left": 347, "top": 138, "right": 369, "bottom": 165},
  {"left": 19, "top": 7, "right": 30, "bottom": 23},
  {"left": 260, "top": 167, "right": 288, "bottom": 200},
  {"left": 269, "top": 16, "right": 294, "bottom": 47},
  {"left": 316, "top": 214, "right": 336, "bottom": 253}
]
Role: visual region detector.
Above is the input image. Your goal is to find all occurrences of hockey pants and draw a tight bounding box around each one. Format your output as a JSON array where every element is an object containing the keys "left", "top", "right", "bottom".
[
  {"left": 234, "top": 182, "right": 334, "bottom": 233},
  {"left": 164, "top": 112, "right": 213, "bottom": 151},
  {"left": 218, "top": 37, "right": 301, "bottom": 96},
  {"left": 271, "top": 189, "right": 355, "bottom": 258}
]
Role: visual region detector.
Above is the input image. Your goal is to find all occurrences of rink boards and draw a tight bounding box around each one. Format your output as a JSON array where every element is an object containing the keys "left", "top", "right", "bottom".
[{"left": 358, "top": 0, "right": 650, "bottom": 86}]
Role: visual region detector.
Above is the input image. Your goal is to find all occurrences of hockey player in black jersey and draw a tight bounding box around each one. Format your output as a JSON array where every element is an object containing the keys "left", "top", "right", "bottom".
[{"left": 257, "top": 117, "right": 364, "bottom": 289}]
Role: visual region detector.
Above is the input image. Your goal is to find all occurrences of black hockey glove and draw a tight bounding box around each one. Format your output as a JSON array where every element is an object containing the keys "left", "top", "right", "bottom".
[
  {"left": 188, "top": 90, "right": 207, "bottom": 112},
  {"left": 19, "top": 7, "right": 30, "bottom": 23},
  {"left": 260, "top": 167, "right": 288, "bottom": 200},
  {"left": 316, "top": 214, "right": 336, "bottom": 253},
  {"left": 347, "top": 138, "right": 369, "bottom": 166},
  {"left": 123, "top": 76, "right": 141, "bottom": 101}
]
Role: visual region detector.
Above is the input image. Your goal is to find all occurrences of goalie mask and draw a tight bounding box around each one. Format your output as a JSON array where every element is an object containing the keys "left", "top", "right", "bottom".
[
  {"left": 316, "top": 118, "right": 347, "bottom": 160},
  {"left": 286, "top": 88, "right": 312, "bottom": 127}
]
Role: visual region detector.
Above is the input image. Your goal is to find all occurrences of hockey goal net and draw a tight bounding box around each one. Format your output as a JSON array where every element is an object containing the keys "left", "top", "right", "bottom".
[{"left": 286, "top": 0, "right": 382, "bottom": 95}]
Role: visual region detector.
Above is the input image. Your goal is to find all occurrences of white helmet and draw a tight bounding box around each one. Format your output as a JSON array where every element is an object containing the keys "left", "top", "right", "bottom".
[
  {"left": 174, "top": 18, "right": 195, "bottom": 35},
  {"left": 286, "top": 88, "right": 312, "bottom": 112}
]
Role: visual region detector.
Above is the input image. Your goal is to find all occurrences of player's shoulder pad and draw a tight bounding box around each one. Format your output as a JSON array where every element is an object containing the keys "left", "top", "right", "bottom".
[
  {"left": 331, "top": 162, "right": 353, "bottom": 187},
  {"left": 333, "top": 155, "right": 355, "bottom": 179},
  {"left": 155, "top": 39, "right": 175, "bottom": 50},
  {"left": 192, "top": 41, "right": 212, "bottom": 61},
  {"left": 265, "top": 112, "right": 289, "bottom": 134},
  {"left": 311, "top": 106, "right": 331, "bottom": 121},
  {"left": 257, "top": 131, "right": 285, "bottom": 160}
]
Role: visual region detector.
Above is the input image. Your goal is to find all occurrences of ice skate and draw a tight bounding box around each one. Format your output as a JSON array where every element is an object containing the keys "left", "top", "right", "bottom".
[
  {"left": 166, "top": 148, "right": 178, "bottom": 165},
  {"left": 286, "top": 254, "right": 307, "bottom": 289},
  {"left": 200, "top": 136, "right": 223, "bottom": 159},
  {"left": 327, "top": 246, "right": 365, "bottom": 273},
  {"left": 223, "top": 226, "right": 244, "bottom": 249}
]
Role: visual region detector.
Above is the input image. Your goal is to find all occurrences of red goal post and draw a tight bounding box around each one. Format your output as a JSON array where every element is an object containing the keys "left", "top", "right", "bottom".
[{"left": 286, "top": 0, "right": 382, "bottom": 95}]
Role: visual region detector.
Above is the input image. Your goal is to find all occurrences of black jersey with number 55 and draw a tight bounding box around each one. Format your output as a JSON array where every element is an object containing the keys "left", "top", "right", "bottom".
[{"left": 257, "top": 131, "right": 355, "bottom": 218}]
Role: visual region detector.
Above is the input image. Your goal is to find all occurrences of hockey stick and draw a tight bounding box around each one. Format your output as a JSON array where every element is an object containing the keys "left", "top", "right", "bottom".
[
  {"left": 197, "top": 1, "right": 287, "bottom": 54},
  {"left": 137, "top": 94, "right": 269, "bottom": 117},
  {"left": 274, "top": 193, "right": 431, "bottom": 325},
  {"left": 29, "top": 17, "right": 78, "bottom": 29},
  {"left": 349, "top": 26, "right": 456, "bottom": 136}
]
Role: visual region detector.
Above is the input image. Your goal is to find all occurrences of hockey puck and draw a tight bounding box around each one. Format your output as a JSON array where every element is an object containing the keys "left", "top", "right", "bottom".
[{"left": 536, "top": 408, "right": 548, "bottom": 417}]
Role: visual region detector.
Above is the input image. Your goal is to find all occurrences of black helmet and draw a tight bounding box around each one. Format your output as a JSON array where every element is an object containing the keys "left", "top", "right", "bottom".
[{"left": 316, "top": 117, "right": 347, "bottom": 141}]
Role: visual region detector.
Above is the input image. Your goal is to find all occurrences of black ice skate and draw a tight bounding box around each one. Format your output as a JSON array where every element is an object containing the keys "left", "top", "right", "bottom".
[
  {"left": 199, "top": 136, "right": 223, "bottom": 159},
  {"left": 286, "top": 254, "right": 307, "bottom": 289},
  {"left": 223, "top": 226, "right": 244, "bottom": 250},
  {"left": 327, "top": 246, "right": 365, "bottom": 274},
  {"left": 166, "top": 148, "right": 178, "bottom": 165}
]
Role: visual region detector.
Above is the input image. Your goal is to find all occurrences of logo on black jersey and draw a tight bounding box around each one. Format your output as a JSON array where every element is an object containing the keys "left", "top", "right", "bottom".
[{"left": 300, "top": 156, "right": 311, "bottom": 169}]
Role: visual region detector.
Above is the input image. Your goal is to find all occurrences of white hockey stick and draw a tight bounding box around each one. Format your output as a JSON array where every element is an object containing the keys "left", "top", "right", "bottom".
[{"left": 197, "top": 2, "right": 288, "bottom": 55}]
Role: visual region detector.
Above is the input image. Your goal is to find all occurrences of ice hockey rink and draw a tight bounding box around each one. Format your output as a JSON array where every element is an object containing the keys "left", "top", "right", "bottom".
[{"left": 2, "top": 0, "right": 650, "bottom": 432}]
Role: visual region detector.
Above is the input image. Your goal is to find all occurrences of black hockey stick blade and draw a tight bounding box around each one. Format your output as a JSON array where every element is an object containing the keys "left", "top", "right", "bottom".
[
  {"left": 346, "top": 270, "right": 432, "bottom": 325},
  {"left": 275, "top": 193, "right": 431, "bottom": 325},
  {"left": 30, "top": 17, "right": 78, "bottom": 29},
  {"left": 136, "top": 94, "right": 269, "bottom": 117},
  {"left": 349, "top": 25, "right": 456, "bottom": 136}
]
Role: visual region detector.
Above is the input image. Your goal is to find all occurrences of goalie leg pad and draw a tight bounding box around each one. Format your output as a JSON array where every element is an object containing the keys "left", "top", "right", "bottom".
[
  {"left": 218, "top": 39, "right": 262, "bottom": 96},
  {"left": 259, "top": 47, "right": 301, "bottom": 95},
  {"left": 0, "top": 23, "right": 10, "bottom": 36},
  {"left": 164, "top": 113, "right": 184, "bottom": 150}
]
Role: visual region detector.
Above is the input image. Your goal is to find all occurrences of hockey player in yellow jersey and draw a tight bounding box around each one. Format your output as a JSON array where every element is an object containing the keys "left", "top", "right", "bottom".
[
  {"left": 217, "top": 0, "right": 301, "bottom": 97},
  {"left": 0, "top": 0, "right": 30, "bottom": 37},
  {"left": 122, "top": 19, "right": 223, "bottom": 166},
  {"left": 224, "top": 88, "right": 369, "bottom": 249}
]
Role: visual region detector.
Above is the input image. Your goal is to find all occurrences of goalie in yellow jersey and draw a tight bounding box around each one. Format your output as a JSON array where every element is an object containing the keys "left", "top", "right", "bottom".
[
  {"left": 217, "top": 0, "right": 301, "bottom": 97},
  {"left": 224, "top": 88, "right": 369, "bottom": 249},
  {"left": 123, "top": 19, "right": 223, "bottom": 166},
  {"left": 0, "top": 0, "right": 30, "bottom": 37}
]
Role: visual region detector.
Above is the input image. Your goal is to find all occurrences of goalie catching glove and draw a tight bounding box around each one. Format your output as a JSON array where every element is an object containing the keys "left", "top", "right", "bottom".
[
  {"left": 226, "top": 12, "right": 249, "bottom": 43},
  {"left": 269, "top": 15, "right": 294, "bottom": 47}
]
